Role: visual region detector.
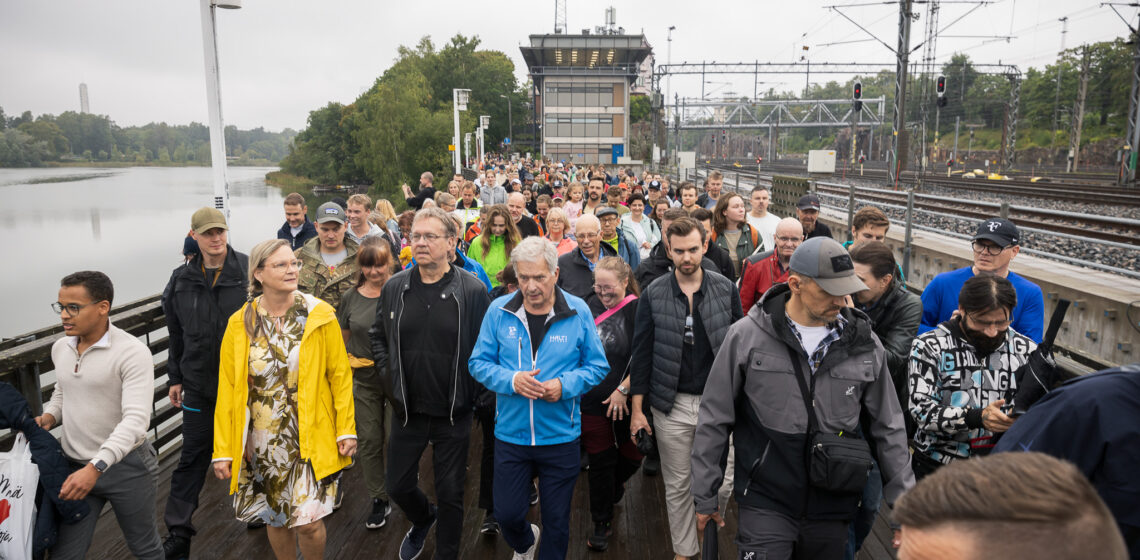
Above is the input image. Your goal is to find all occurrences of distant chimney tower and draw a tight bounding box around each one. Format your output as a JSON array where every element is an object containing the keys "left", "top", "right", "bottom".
[{"left": 79, "top": 83, "right": 89, "bottom": 114}]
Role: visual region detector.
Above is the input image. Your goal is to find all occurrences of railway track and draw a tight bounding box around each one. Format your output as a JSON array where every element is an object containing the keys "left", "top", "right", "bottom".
[{"left": 702, "top": 164, "right": 1140, "bottom": 249}]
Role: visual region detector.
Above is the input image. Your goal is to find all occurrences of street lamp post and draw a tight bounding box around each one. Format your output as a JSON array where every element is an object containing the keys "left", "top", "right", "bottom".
[
  {"left": 453, "top": 88, "right": 471, "bottom": 175},
  {"left": 198, "top": 0, "right": 240, "bottom": 220},
  {"left": 500, "top": 94, "right": 513, "bottom": 149},
  {"left": 464, "top": 132, "right": 472, "bottom": 168},
  {"left": 479, "top": 115, "right": 490, "bottom": 164},
  {"left": 666, "top": 25, "right": 675, "bottom": 165}
]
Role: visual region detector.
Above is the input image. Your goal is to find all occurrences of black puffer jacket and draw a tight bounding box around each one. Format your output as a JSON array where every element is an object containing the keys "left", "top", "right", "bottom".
[
  {"left": 369, "top": 266, "right": 491, "bottom": 424},
  {"left": 161, "top": 247, "right": 249, "bottom": 410},
  {"left": 630, "top": 269, "right": 742, "bottom": 414},
  {"left": 0, "top": 383, "right": 90, "bottom": 559}
]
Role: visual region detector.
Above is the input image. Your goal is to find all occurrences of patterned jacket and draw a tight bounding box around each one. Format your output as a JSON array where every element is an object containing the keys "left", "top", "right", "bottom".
[
  {"left": 295, "top": 236, "right": 360, "bottom": 310},
  {"left": 908, "top": 319, "right": 1036, "bottom": 464}
]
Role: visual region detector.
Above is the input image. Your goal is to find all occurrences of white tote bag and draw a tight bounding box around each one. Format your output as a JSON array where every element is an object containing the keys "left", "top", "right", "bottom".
[{"left": 0, "top": 433, "right": 40, "bottom": 560}]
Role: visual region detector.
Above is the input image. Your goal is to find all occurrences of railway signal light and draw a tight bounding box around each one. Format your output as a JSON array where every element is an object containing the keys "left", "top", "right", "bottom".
[
  {"left": 936, "top": 75, "right": 948, "bottom": 107},
  {"left": 852, "top": 81, "right": 863, "bottom": 112}
]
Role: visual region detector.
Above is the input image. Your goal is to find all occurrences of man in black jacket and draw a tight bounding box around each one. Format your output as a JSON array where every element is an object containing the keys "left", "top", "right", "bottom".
[
  {"left": 556, "top": 214, "right": 616, "bottom": 301},
  {"left": 628, "top": 218, "right": 743, "bottom": 559},
  {"left": 276, "top": 192, "right": 317, "bottom": 250},
  {"left": 402, "top": 171, "right": 437, "bottom": 210},
  {"left": 161, "top": 207, "right": 249, "bottom": 559},
  {"left": 845, "top": 241, "right": 921, "bottom": 560},
  {"left": 635, "top": 207, "right": 718, "bottom": 290},
  {"left": 369, "top": 208, "right": 490, "bottom": 560}
]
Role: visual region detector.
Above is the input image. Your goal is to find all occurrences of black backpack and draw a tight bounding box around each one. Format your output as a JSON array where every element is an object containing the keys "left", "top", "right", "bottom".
[{"left": 1011, "top": 299, "right": 1071, "bottom": 416}]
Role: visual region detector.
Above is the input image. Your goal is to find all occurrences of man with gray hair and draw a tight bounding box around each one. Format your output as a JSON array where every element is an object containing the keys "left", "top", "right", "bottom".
[
  {"left": 469, "top": 237, "right": 609, "bottom": 560},
  {"left": 369, "top": 207, "right": 491, "bottom": 560}
]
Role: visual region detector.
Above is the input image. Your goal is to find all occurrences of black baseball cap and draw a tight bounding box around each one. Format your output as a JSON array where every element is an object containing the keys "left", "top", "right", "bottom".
[
  {"left": 796, "top": 194, "right": 821, "bottom": 211},
  {"left": 553, "top": 180, "right": 563, "bottom": 188},
  {"left": 648, "top": 180, "right": 661, "bottom": 190},
  {"left": 972, "top": 217, "right": 1020, "bottom": 247}
]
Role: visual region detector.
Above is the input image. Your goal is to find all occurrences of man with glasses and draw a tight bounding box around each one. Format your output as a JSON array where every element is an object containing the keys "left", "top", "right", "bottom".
[
  {"left": 556, "top": 214, "right": 618, "bottom": 301},
  {"left": 368, "top": 208, "right": 491, "bottom": 560},
  {"left": 629, "top": 218, "right": 743, "bottom": 560},
  {"left": 160, "top": 208, "right": 249, "bottom": 559},
  {"left": 296, "top": 202, "right": 360, "bottom": 310},
  {"left": 41, "top": 271, "right": 164, "bottom": 559},
  {"left": 919, "top": 217, "right": 1044, "bottom": 342},
  {"left": 739, "top": 217, "right": 804, "bottom": 311}
]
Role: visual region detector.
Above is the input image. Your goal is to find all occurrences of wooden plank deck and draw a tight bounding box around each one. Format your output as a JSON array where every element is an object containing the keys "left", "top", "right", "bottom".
[{"left": 87, "top": 427, "right": 897, "bottom": 559}]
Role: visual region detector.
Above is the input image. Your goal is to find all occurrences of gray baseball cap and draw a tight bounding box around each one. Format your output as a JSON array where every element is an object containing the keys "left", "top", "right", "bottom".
[
  {"left": 788, "top": 237, "right": 868, "bottom": 296},
  {"left": 315, "top": 202, "right": 346, "bottom": 224}
]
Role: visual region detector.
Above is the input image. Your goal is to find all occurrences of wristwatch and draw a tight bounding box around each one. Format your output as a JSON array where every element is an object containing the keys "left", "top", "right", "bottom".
[
  {"left": 617, "top": 384, "right": 630, "bottom": 396},
  {"left": 91, "top": 459, "right": 109, "bottom": 474}
]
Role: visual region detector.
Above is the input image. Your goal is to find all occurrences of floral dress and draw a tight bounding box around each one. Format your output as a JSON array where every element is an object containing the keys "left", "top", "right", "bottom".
[{"left": 233, "top": 294, "right": 339, "bottom": 528}]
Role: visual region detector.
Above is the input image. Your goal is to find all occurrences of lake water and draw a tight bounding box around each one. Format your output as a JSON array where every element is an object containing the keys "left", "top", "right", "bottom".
[{"left": 0, "top": 166, "right": 290, "bottom": 339}]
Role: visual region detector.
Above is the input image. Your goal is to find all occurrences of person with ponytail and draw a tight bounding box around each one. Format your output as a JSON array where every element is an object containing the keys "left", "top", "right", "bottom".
[
  {"left": 466, "top": 204, "right": 520, "bottom": 287},
  {"left": 213, "top": 239, "right": 356, "bottom": 560}
]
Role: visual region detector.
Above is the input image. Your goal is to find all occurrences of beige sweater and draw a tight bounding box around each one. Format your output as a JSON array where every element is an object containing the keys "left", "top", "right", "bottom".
[{"left": 45, "top": 323, "right": 154, "bottom": 467}]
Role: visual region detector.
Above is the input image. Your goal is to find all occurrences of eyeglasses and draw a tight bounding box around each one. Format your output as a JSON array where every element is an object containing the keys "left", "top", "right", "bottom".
[
  {"left": 578, "top": 231, "right": 600, "bottom": 239},
  {"left": 971, "top": 241, "right": 1007, "bottom": 256},
  {"left": 265, "top": 260, "right": 303, "bottom": 272},
  {"left": 775, "top": 235, "right": 803, "bottom": 245},
  {"left": 410, "top": 232, "right": 445, "bottom": 243},
  {"left": 51, "top": 301, "right": 103, "bottom": 317},
  {"left": 683, "top": 314, "right": 695, "bottom": 345}
]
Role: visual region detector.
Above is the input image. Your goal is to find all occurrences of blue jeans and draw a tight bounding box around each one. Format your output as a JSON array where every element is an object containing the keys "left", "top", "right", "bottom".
[
  {"left": 494, "top": 438, "right": 580, "bottom": 560},
  {"left": 844, "top": 459, "right": 883, "bottom": 560}
]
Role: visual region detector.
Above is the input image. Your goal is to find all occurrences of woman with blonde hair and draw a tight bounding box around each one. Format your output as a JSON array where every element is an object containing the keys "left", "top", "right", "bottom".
[
  {"left": 371, "top": 199, "right": 400, "bottom": 236},
  {"left": 544, "top": 207, "right": 578, "bottom": 256},
  {"left": 466, "top": 204, "right": 519, "bottom": 287},
  {"left": 213, "top": 238, "right": 356, "bottom": 560}
]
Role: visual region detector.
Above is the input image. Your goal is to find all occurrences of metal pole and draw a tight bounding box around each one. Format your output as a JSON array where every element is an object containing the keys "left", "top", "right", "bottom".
[
  {"left": 847, "top": 181, "right": 856, "bottom": 241},
  {"left": 1050, "top": 17, "right": 1069, "bottom": 157},
  {"left": 889, "top": 0, "right": 912, "bottom": 186},
  {"left": 453, "top": 89, "right": 462, "bottom": 175},
  {"left": 902, "top": 189, "right": 914, "bottom": 280},
  {"left": 953, "top": 116, "right": 960, "bottom": 166},
  {"left": 507, "top": 99, "right": 513, "bottom": 145},
  {"left": 1128, "top": 12, "right": 1140, "bottom": 185},
  {"left": 199, "top": 0, "right": 231, "bottom": 220}
]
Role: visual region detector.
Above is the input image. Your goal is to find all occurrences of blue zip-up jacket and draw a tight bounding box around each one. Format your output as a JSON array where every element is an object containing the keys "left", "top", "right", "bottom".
[
  {"left": 468, "top": 288, "right": 609, "bottom": 446},
  {"left": 276, "top": 218, "right": 318, "bottom": 251}
]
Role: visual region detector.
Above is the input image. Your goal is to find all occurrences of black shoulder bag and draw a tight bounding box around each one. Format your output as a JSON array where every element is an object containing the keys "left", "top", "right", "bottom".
[
  {"left": 787, "top": 346, "right": 874, "bottom": 494},
  {"left": 1010, "top": 299, "right": 1071, "bottom": 416}
]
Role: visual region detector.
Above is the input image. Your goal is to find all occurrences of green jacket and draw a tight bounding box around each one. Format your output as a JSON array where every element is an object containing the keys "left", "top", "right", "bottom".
[
  {"left": 467, "top": 234, "right": 509, "bottom": 287},
  {"left": 295, "top": 236, "right": 360, "bottom": 310}
]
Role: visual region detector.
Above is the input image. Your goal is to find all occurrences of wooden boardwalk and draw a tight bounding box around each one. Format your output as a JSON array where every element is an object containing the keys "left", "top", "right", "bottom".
[{"left": 87, "top": 427, "right": 897, "bottom": 559}]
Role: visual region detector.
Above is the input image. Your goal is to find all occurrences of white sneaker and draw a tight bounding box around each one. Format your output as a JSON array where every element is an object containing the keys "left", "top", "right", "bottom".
[{"left": 512, "top": 524, "right": 541, "bottom": 560}]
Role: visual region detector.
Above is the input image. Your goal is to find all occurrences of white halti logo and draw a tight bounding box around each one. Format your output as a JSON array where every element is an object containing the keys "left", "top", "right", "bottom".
[
  {"left": 987, "top": 221, "right": 1001, "bottom": 232},
  {"left": 845, "top": 386, "right": 855, "bottom": 397},
  {"left": 508, "top": 326, "right": 517, "bottom": 338}
]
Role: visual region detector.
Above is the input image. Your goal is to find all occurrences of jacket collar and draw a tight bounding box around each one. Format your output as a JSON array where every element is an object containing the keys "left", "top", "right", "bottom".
[
  {"left": 573, "top": 242, "right": 617, "bottom": 267},
  {"left": 184, "top": 245, "right": 246, "bottom": 286},
  {"left": 501, "top": 287, "right": 576, "bottom": 324},
  {"left": 753, "top": 283, "right": 876, "bottom": 356}
]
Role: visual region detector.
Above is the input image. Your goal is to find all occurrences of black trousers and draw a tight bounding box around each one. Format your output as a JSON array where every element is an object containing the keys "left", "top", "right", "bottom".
[
  {"left": 474, "top": 401, "right": 496, "bottom": 513},
  {"left": 387, "top": 411, "right": 472, "bottom": 560},
  {"left": 164, "top": 405, "right": 214, "bottom": 538}
]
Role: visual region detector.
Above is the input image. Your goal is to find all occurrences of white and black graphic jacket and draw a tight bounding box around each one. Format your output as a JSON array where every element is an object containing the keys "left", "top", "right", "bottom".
[{"left": 908, "top": 319, "right": 1036, "bottom": 464}]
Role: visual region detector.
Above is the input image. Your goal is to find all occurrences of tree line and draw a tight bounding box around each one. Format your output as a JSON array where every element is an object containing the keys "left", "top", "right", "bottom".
[
  {"left": 0, "top": 107, "right": 296, "bottom": 167},
  {"left": 278, "top": 34, "right": 527, "bottom": 197}
]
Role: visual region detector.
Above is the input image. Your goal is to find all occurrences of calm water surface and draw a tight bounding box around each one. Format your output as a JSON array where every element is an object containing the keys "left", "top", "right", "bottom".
[{"left": 0, "top": 166, "right": 289, "bottom": 339}]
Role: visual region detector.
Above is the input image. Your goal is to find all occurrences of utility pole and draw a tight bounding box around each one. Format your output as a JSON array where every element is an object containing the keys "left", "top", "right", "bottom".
[
  {"left": 1070, "top": 46, "right": 1091, "bottom": 172},
  {"left": 889, "top": 0, "right": 912, "bottom": 186},
  {"left": 952, "top": 115, "right": 960, "bottom": 166},
  {"left": 1049, "top": 17, "right": 1069, "bottom": 157},
  {"left": 1127, "top": 10, "right": 1140, "bottom": 185}
]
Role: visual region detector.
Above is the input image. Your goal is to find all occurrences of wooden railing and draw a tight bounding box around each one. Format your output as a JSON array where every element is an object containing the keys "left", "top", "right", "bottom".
[{"left": 0, "top": 295, "right": 185, "bottom": 461}]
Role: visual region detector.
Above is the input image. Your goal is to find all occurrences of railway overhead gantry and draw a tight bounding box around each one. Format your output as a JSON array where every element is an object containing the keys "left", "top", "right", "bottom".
[{"left": 652, "top": 61, "right": 1022, "bottom": 171}]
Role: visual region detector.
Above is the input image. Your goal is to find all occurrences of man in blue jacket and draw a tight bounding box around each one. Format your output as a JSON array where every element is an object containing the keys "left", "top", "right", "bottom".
[
  {"left": 919, "top": 217, "right": 1044, "bottom": 342},
  {"left": 469, "top": 237, "right": 609, "bottom": 560},
  {"left": 275, "top": 192, "right": 317, "bottom": 250}
]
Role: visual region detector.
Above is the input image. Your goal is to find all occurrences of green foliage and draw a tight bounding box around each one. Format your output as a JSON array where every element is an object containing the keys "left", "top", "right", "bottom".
[
  {"left": 0, "top": 104, "right": 294, "bottom": 167},
  {"left": 265, "top": 170, "right": 318, "bottom": 189},
  {"left": 279, "top": 34, "right": 523, "bottom": 189},
  {"left": 630, "top": 95, "right": 651, "bottom": 123}
]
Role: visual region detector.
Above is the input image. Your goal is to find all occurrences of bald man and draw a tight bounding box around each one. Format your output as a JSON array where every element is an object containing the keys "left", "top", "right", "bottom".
[
  {"left": 507, "top": 192, "right": 541, "bottom": 239},
  {"left": 738, "top": 217, "right": 805, "bottom": 310}
]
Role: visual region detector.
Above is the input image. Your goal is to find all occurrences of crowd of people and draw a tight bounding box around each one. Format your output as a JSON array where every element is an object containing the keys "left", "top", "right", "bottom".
[{"left": 34, "top": 154, "right": 1135, "bottom": 560}]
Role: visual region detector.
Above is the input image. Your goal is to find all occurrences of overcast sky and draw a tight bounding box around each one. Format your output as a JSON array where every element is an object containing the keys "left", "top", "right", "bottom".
[{"left": 0, "top": 1, "right": 1131, "bottom": 132}]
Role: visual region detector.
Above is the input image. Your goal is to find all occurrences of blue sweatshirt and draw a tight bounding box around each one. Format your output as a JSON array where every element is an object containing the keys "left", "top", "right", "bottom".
[{"left": 919, "top": 266, "right": 1045, "bottom": 343}]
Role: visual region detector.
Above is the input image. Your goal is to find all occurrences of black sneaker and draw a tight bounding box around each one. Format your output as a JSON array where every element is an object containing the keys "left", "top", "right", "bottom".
[
  {"left": 642, "top": 456, "right": 660, "bottom": 476},
  {"left": 162, "top": 534, "right": 190, "bottom": 560},
  {"left": 399, "top": 504, "right": 437, "bottom": 560},
  {"left": 529, "top": 482, "right": 539, "bottom": 506},
  {"left": 480, "top": 512, "right": 500, "bottom": 535},
  {"left": 365, "top": 499, "right": 392, "bottom": 529},
  {"left": 586, "top": 521, "right": 612, "bottom": 551}
]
